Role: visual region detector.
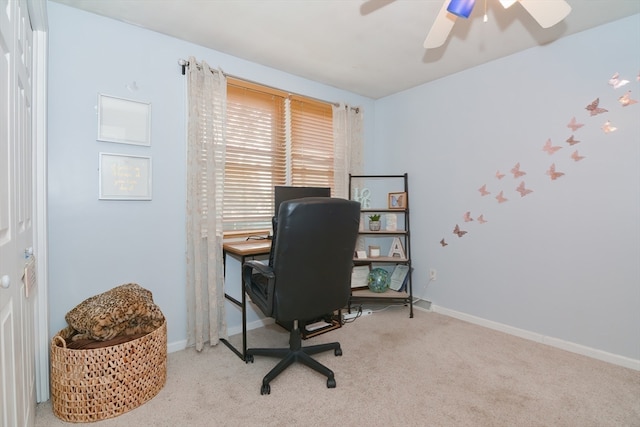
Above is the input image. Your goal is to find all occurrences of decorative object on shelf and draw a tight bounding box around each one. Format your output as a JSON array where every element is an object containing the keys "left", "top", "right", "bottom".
[
  {"left": 388, "top": 237, "right": 406, "bottom": 259},
  {"left": 367, "top": 268, "right": 390, "bottom": 293},
  {"left": 388, "top": 192, "right": 407, "bottom": 209},
  {"left": 368, "top": 214, "right": 381, "bottom": 231},
  {"left": 389, "top": 264, "right": 410, "bottom": 291},
  {"left": 351, "top": 265, "right": 371, "bottom": 289},
  {"left": 385, "top": 213, "right": 397, "bottom": 231},
  {"left": 355, "top": 250, "right": 367, "bottom": 259},
  {"left": 368, "top": 245, "right": 380, "bottom": 258},
  {"left": 352, "top": 187, "right": 371, "bottom": 208}
]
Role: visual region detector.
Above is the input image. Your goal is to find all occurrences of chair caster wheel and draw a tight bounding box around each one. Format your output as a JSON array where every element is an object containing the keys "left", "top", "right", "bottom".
[
  {"left": 334, "top": 348, "right": 342, "bottom": 356},
  {"left": 245, "top": 355, "right": 254, "bottom": 363},
  {"left": 261, "top": 384, "right": 271, "bottom": 395},
  {"left": 327, "top": 377, "right": 336, "bottom": 388}
]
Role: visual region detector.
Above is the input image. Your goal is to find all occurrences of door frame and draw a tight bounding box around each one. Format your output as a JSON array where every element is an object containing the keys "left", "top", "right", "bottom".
[{"left": 27, "top": 0, "right": 49, "bottom": 402}]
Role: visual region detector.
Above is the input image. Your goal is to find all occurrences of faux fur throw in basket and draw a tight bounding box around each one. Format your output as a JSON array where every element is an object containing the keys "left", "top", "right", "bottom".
[{"left": 65, "top": 283, "right": 165, "bottom": 341}]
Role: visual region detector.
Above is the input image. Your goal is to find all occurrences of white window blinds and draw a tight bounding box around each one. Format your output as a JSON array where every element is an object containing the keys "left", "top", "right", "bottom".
[{"left": 224, "top": 79, "right": 334, "bottom": 232}]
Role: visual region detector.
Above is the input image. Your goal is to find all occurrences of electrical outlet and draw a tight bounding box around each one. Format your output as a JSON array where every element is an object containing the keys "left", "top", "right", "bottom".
[{"left": 429, "top": 268, "right": 437, "bottom": 281}]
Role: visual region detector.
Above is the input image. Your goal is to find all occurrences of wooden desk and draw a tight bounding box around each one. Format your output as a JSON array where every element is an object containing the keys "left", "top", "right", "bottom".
[
  {"left": 222, "top": 238, "right": 341, "bottom": 359},
  {"left": 223, "top": 240, "right": 272, "bottom": 257},
  {"left": 221, "top": 239, "right": 271, "bottom": 361}
]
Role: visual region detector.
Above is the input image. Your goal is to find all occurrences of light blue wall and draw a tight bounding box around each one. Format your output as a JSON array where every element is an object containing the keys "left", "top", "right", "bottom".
[
  {"left": 373, "top": 14, "right": 640, "bottom": 359},
  {"left": 46, "top": 2, "right": 375, "bottom": 346}
]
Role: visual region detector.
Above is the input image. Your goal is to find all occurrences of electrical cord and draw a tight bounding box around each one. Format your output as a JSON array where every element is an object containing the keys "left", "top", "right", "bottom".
[
  {"left": 341, "top": 305, "right": 363, "bottom": 325},
  {"left": 246, "top": 235, "right": 269, "bottom": 240}
]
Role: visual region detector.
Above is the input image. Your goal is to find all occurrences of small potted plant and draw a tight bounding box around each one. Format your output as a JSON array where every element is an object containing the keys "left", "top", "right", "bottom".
[{"left": 368, "top": 214, "right": 381, "bottom": 231}]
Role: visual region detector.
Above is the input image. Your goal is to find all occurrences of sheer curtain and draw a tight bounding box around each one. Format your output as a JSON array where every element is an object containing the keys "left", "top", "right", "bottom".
[
  {"left": 185, "top": 57, "right": 228, "bottom": 351},
  {"left": 333, "top": 104, "right": 363, "bottom": 199}
]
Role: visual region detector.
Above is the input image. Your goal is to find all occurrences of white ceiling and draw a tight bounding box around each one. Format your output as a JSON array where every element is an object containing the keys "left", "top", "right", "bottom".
[{"left": 51, "top": 0, "right": 639, "bottom": 99}]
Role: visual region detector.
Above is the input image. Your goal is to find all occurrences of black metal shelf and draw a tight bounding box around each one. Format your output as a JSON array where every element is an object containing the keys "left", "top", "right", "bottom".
[{"left": 348, "top": 173, "right": 413, "bottom": 318}]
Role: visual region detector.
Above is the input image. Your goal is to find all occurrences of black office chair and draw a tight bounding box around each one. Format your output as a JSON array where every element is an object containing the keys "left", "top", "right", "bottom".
[{"left": 243, "top": 197, "right": 360, "bottom": 395}]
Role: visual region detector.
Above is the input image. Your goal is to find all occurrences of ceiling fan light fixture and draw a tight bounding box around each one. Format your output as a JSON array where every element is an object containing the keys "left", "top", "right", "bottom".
[
  {"left": 446, "top": 0, "right": 476, "bottom": 19},
  {"left": 499, "top": 0, "right": 518, "bottom": 8}
]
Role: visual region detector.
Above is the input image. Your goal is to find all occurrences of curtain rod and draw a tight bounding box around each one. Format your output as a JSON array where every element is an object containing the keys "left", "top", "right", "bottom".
[{"left": 178, "top": 58, "right": 360, "bottom": 112}]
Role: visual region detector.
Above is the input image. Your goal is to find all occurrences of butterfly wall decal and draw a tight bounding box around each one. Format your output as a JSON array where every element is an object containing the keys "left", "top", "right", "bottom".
[
  {"left": 565, "top": 135, "right": 580, "bottom": 146},
  {"left": 478, "top": 184, "right": 490, "bottom": 196},
  {"left": 440, "top": 238, "right": 448, "bottom": 247},
  {"left": 571, "top": 150, "right": 585, "bottom": 162},
  {"left": 453, "top": 224, "right": 467, "bottom": 237},
  {"left": 542, "top": 139, "right": 562, "bottom": 155},
  {"left": 477, "top": 214, "right": 487, "bottom": 224},
  {"left": 463, "top": 211, "right": 474, "bottom": 222},
  {"left": 495, "top": 170, "right": 505, "bottom": 180},
  {"left": 586, "top": 98, "right": 608, "bottom": 116},
  {"left": 510, "top": 162, "right": 526, "bottom": 178},
  {"left": 567, "top": 117, "right": 584, "bottom": 132},
  {"left": 516, "top": 181, "right": 533, "bottom": 197},
  {"left": 602, "top": 120, "right": 617, "bottom": 133},
  {"left": 608, "top": 72, "right": 629, "bottom": 89},
  {"left": 546, "top": 163, "right": 565, "bottom": 181},
  {"left": 495, "top": 191, "right": 508, "bottom": 204},
  {"left": 618, "top": 91, "right": 638, "bottom": 107}
]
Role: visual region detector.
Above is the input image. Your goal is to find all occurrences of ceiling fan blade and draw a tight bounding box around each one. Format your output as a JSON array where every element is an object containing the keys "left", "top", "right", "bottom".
[
  {"left": 424, "top": 1, "right": 458, "bottom": 49},
  {"left": 518, "top": 0, "right": 571, "bottom": 28}
]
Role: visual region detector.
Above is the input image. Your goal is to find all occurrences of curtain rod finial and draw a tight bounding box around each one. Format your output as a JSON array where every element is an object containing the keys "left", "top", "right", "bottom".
[{"left": 178, "top": 58, "right": 189, "bottom": 75}]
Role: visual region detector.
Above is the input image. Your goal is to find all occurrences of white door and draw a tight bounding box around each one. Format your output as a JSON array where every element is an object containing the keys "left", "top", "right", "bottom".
[{"left": 0, "top": 0, "right": 36, "bottom": 426}]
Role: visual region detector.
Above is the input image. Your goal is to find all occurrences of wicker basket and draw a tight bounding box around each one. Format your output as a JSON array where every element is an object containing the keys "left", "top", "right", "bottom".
[{"left": 50, "top": 320, "right": 167, "bottom": 423}]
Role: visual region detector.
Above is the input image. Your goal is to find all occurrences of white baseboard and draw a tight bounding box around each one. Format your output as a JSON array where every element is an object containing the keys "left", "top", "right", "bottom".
[
  {"left": 431, "top": 304, "right": 640, "bottom": 371},
  {"left": 167, "top": 318, "right": 275, "bottom": 354},
  {"left": 227, "top": 317, "right": 274, "bottom": 337},
  {"left": 168, "top": 339, "right": 188, "bottom": 353}
]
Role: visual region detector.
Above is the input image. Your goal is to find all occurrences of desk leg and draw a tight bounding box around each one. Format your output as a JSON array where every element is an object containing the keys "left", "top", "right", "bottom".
[
  {"left": 220, "top": 253, "right": 249, "bottom": 362},
  {"left": 242, "top": 273, "right": 247, "bottom": 358}
]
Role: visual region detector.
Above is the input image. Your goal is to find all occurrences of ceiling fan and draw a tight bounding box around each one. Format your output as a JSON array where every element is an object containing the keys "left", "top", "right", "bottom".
[{"left": 424, "top": 0, "right": 572, "bottom": 49}]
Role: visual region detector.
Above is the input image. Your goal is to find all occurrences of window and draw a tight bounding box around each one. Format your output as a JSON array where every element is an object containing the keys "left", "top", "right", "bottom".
[{"left": 224, "top": 78, "right": 334, "bottom": 232}]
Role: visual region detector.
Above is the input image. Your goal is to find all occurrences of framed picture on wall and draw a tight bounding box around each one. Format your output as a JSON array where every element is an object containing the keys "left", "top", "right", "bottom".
[
  {"left": 97, "top": 94, "right": 151, "bottom": 146},
  {"left": 99, "top": 153, "right": 152, "bottom": 200},
  {"left": 388, "top": 192, "right": 407, "bottom": 209}
]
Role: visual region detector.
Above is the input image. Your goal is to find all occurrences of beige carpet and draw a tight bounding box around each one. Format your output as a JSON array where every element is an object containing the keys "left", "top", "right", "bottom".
[{"left": 36, "top": 307, "right": 640, "bottom": 426}]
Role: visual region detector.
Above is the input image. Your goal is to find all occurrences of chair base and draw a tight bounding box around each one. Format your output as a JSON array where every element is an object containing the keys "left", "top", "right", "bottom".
[{"left": 246, "top": 324, "right": 342, "bottom": 395}]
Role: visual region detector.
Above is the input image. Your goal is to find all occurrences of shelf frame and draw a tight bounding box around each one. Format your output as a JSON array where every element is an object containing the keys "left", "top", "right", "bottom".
[{"left": 349, "top": 173, "right": 413, "bottom": 318}]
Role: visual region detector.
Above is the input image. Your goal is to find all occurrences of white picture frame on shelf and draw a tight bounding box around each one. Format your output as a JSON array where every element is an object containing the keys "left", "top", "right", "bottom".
[
  {"left": 97, "top": 94, "right": 151, "bottom": 146},
  {"left": 355, "top": 250, "right": 368, "bottom": 259},
  {"left": 389, "top": 264, "right": 409, "bottom": 291},
  {"left": 388, "top": 192, "right": 407, "bottom": 209},
  {"left": 351, "top": 265, "right": 370, "bottom": 289},
  {"left": 99, "top": 153, "right": 152, "bottom": 200}
]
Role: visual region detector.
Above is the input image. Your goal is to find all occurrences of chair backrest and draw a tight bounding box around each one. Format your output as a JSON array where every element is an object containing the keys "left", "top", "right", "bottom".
[{"left": 270, "top": 197, "right": 360, "bottom": 322}]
